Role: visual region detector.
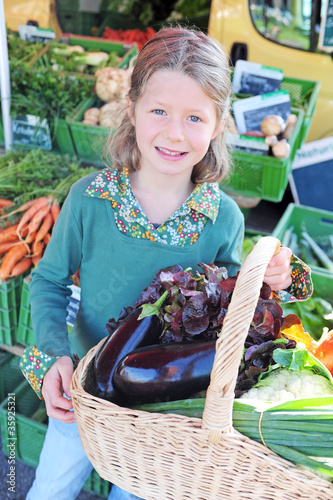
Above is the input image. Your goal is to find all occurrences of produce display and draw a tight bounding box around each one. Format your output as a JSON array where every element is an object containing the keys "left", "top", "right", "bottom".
[
  {"left": 0, "top": 149, "right": 95, "bottom": 204},
  {"left": 282, "top": 227, "right": 333, "bottom": 272},
  {"left": 33, "top": 42, "right": 121, "bottom": 74},
  {"left": 2, "top": 21, "right": 333, "bottom": 490},
  {"left": 228, "top": 112, "right": 297, "bottom": 159},
  {"left": 0, "top": 149, "right": 95, "bottom": 281},
  {"left": 10, "top": 62, "right": 94, "bottom": 124},
  {"left": 102, "top": 27, "right": 156, "bottom": 50}
]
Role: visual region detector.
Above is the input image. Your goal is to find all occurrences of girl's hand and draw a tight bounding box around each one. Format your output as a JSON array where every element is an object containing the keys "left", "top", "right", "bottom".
[
  {"left": 42, "top": 356, "right": 76, "bottom": 424},
  {"left": 264, "top": 246, "right": 292, "bottom": 291}
]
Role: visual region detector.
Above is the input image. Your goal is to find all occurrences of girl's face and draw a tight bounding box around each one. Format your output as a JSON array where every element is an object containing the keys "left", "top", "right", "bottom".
[{"left": 128, "top": 70, "right": 224, "bottom": 183}]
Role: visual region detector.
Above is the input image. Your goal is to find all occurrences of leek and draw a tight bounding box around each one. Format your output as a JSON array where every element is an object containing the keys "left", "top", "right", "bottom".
[{"left": 134, "top": 396, "right": 333, "bottom": 479}]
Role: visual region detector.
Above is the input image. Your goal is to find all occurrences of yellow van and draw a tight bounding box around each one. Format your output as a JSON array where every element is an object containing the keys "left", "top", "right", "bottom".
[{"left": 209, "top": 0, "right": 332, "bottom": 142}]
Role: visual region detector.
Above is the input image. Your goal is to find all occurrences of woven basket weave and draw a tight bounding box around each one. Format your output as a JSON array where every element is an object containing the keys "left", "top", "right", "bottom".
[{"left": 71, "top": 236, "right": 333, "bottom": 499}]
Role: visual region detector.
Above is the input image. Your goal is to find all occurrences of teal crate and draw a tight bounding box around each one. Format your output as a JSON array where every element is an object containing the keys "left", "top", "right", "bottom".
[
  {"left": 69, "top": 97, "right": 112, "bottom": 166},
  {"left": 0, "top": 275, "right": 24, "bottom": 345},
  {"left": 0, "top": 380, "right": 110, "bottom": 497},
  {"left": 272, "top": 203, "right": 333, "bottom": 303},
  {"left": 220, "top": 109, "right": 304, "bottom": 202},
  {"left": 0, "top": 354, "right": 24, "bottom": 402},
  {"left": 16, "top": 276, "right": 35, "bottom": 347}
]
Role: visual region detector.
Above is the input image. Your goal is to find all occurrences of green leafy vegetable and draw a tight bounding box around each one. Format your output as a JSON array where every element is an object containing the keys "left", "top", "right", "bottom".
[
  {"left": 10, "top": 61, "right": 94, "bottom": 122},
  {"left": 273, "top": 347, "right": 333, "bottom": 385},
  {"left": 282, "top": 294, "right": 333, "bottom": 341},
  {"left": 0, "top": 149, "right": 96, "bottom": 205}
]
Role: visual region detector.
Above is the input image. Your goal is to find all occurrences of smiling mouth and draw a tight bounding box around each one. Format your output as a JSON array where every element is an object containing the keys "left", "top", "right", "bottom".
[{"left": 156, "top": 147, "right": 187, "bottom": 157}]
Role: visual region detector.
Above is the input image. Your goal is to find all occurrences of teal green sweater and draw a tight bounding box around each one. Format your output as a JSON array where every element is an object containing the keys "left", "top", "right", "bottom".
[{"left": 30, "top": 171, "right": 244, "bottom": 359}]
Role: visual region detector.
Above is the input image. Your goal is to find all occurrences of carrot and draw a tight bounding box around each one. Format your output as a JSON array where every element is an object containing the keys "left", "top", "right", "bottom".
[
  {"left": 25, "top": 206, "right": 52, "bottom": 242},
  {"left": 0, "top": 240, "right": 20, "bottom": 255},
  {"left": 1, "top": 197, "right": 49, "bottom": 219},
  {"left": 43, "top": 233, "right": 51, "bottom": 245},
  {"left": 0, "top": 243, "right": 28, "bottom": 281},
  {"left": 35, "top": 212, "right": 53, "bottom": 243},
  {"left": 10, "top": 257, "right": 32, "bottom": 277},
  {"left": 32, "top": 254, "right": 43, "bottom": 267},
  {"left": 0, "top": 224, "right": 19, "bottom": 243},
  {"left": 32, "top": 239, "right": 44, "bottom": 258},
  {"left": 25, "top": 231, "right": 37, "bottom": 244},
  {"left": 0, "top": 198, "right": 14, "bottom": 209},
  {"left": 50, "top": 201, "right": 60, "bottom": 224},
  {"left": 16, "top": 197, "right": 50, "bottom": 237}
]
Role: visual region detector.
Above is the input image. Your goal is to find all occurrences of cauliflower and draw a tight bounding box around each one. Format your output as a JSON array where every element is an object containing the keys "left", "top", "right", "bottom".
[{"left": 240, "top": 367, "right": 333, "bottom": 402}]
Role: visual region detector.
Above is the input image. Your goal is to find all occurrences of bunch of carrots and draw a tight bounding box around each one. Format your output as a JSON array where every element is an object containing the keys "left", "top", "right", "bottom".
[{"left": 0, "top": 196, "right": 60, "bottom": 282}]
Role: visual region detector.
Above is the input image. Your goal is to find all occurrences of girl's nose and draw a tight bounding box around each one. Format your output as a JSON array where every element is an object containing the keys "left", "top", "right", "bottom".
[{"left": 164, "top": 118, "right": 185, "bottom": 142}]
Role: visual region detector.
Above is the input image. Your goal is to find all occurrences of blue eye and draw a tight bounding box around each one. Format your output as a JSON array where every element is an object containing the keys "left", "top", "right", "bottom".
[
  {"left": 153, "top": 109, "right": 165, "bottom": 115},
  {"left": 189, "top": 116, "right": 200, "bottom": 122}
]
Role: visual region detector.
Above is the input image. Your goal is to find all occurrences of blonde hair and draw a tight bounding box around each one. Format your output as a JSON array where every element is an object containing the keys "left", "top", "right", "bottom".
[{"left": 103, "top": 26, "right": 233, "bottom": 183}]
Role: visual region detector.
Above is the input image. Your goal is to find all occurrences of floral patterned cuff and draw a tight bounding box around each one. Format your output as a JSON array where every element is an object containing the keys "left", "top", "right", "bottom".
[
  {"left": 19, "top": 346, "right": 79, "bottom": 400},
  {"left": 273, "top": 254, "right": 313, "bottom": 304}
]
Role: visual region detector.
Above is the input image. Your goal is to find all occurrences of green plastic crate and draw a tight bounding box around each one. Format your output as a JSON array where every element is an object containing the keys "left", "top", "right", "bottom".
[
  {"left": 16, "top": 276, "right": 35, "bottom": 347},
  {"left": 279, "top": 76, "right": 320, "bottom": 149},
  {"left": 69, "top": 97, "right": 112, "bottom": 166},
  {"left": 0, "top": 353, "right": 24, "bottom": 402},
  {"left": 272, "top": 203, "right": 333, "bottom": 302},
  {"left": 51, "top": 117, "right": 76, "bottom": 155},
  {"left": 63, "top": 33, "right": 135, "bottom": 58},
  {"left": 0, "top": 380, "right": 48, "bottom": 467},
  {"left": 0, "top": 379, "right": 110, "bottom": 497},
  {"left": 0, "top": 275, "right": 24, "bottom": 345},
  {"left": 220, "top": 108, "right": 304, "bottom": 202},
  {"left": 83, "top": 468, "right": 111, "bottom": 498}
]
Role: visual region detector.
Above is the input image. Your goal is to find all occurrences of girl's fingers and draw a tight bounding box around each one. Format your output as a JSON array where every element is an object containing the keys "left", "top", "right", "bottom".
[
  {"left": 264, "top": 265, "right": 292, "bottom": 291},
  {"left": 264, "top": 260, "right": 291, "bottom": 277}
]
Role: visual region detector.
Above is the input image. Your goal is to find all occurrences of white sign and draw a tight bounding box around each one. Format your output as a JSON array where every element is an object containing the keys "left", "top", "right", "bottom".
[
  {"left": 18, "top": 25, "right": 55, "bottom": 42},
  {"left": 232, "top": 90, "right": 291, "bottom": 134},
  {"left": 232, "top": 60, "right": 283, "bottom": 95}
]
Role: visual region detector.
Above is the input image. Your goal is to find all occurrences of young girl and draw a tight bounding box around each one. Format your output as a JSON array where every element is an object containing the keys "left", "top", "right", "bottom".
[{"left": 22, "top": 27, "right": 311, "bottom": 500}]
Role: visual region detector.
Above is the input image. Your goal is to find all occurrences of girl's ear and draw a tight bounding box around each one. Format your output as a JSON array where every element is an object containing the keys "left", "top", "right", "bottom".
[
  {"left": 212, "top": 118, "right": 225, "bottom": 140},
  {"left": 127, "top": 99, "right": 135, "bottom": 126}
]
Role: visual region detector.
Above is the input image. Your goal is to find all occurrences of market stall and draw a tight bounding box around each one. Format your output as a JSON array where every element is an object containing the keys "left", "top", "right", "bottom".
[{"left": 0, "top": 4, "right": 333, "bottom": 499}]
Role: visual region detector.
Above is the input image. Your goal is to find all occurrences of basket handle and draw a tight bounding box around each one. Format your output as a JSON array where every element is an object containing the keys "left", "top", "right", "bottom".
[{"left": 201, "top": 236, "right": 281, "bottom": 443}]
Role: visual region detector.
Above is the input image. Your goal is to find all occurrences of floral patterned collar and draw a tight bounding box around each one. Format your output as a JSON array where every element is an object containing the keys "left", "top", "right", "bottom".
[{"left": 83, "top": 167, "right": 221, "bottom": 246}]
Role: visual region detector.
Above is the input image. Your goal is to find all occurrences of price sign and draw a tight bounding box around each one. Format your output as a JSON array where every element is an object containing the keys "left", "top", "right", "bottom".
[
  {"left": 13, "top": 115, "right": 52, "bottom": 151},
  {"left": 318, "top": 0, "right": 333, "bottom": 51},
  {"left": 232, "top": 60, "right": 283, "bottom": 95},
  {"left": 18, "top": 25, "right": 55, "bottom": 43},
  {"left": 289, "top": 137, "right": 333, "bottom": 212},
  {"left": 232, "top": 90, "right": 291, "bottom": 134}
]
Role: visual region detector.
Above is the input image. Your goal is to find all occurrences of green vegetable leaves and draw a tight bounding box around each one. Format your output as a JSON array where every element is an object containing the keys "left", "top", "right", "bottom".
[
  {"left": 10, "top": 61, "right": 94, "bottom": 122},
  {"left": 273, "top": 347, "right": 333, "bottom": 385},
  {"left": 282, "top": 294, "right": 333, "bottom": 341}
]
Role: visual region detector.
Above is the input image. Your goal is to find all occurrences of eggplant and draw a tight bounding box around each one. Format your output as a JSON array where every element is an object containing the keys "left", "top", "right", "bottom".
[
  {"left": 93, "top": 291, "right": 168, "bottom": 402},
  {"left": 113, "top": 339, "right": 217, "bottom": 404}
]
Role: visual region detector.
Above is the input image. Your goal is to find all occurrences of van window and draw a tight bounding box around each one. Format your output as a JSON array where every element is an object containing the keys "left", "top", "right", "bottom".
[{"left": 249, "top": 0, "right": 326, "bottom": 53}]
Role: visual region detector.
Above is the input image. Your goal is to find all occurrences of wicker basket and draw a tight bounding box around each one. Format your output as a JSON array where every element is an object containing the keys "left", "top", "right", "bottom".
[{"left": 71, "top": 236, "right": 333, "bottom": 499}]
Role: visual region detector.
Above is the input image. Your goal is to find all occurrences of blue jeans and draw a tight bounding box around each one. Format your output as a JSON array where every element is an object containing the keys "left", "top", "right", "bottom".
[{"left": 26, "top": 417, "right": 143, "bottom": 500}]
